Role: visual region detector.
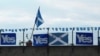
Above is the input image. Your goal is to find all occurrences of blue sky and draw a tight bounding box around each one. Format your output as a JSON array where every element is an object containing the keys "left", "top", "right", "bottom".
[
  {"left": 0, "top": 0, "right": 100, "bottom": 46},
  {"left": 0, "top": 0, "right": 100, "bottom": 28}
]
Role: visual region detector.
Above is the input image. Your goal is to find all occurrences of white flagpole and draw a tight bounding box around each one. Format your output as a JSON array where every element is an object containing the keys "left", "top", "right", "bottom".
[
  {"left": 30, "top": 7, "right": 43, "bottom": 42},
  {"left": 30, "top": 22, "right": 36, "bottom": 40},
  {"left": 30, "top": 7, "right": 39, "bottom": 40}
]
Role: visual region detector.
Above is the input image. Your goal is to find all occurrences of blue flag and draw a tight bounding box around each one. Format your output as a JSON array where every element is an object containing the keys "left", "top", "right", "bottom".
[
  {"left": 76, "top": 32, "right": 93, "bottom": 46},
  {"left": 49, "top": 33, "right": 68, "bottom": 46},
  {"left": 0, "top": 33, "right": 16, "bottom": 45},
  {"left": 35, "top": 7, "right": 44, "bottom": 27},
  {"left": 33, "top": 34, "right": 48, "bottom": 46}
]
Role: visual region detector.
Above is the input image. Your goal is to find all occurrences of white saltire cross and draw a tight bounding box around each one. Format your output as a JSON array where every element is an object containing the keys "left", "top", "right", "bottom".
[{"left": 49, "top": 33, "right": 68, "bottom": 46}]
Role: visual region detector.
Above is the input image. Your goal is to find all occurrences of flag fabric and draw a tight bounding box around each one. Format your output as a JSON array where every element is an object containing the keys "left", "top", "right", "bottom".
[
  {"left": 87, "top": 27, "right": 90, "bottom": 31},
  {"left": 1, "top": 29, "right": 4, "bottom": 32},
  {"left": 76, "top": 32, "right": 93, "bottom": 46},
  {"left": 76, "top": 27, "right": 79, "bottom": 31},
  {"left": 49, "top": 33, "right": 68, "bottom": 46},
  {"left": 35, "top": 7, "right": 44, "bottom": 27},
  {"left": 62, "top": 28, "right": 65, "bottom": 31},
  {"left": 0, "top": 33, "right": 16, "bottom": 45},
  {"left": 33, "top": 34, "right": 48, "bottom": 46},
  {"left": 66, "top": 28, "right": 68, "bottom": 31}
]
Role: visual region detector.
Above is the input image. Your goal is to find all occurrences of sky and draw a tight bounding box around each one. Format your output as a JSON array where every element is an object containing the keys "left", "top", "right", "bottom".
[
  {"left": 0, "top": 0, "right": 100, "bottom": 46},
  {"left": 0, "top": 0, "right": 100, "bottom": 28}
]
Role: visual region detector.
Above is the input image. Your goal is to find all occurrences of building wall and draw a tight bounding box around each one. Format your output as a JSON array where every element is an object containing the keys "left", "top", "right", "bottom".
[{"left": 0, "top": 46, "right": 99, "bottom": 56}]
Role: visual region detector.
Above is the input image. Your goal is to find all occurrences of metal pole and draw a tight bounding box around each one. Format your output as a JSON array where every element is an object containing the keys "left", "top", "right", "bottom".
[
  {"left": 47, "top": 28, "right": 49, "bottom": 56},
  {"left": 22, "top": 29, "right": 25, "bottom": 53},
  {"left": 30, "top": 23, "right": 35, "bottom": 40},
  {"left": 98, "top": 28, "right": 99, "bottom": 56},
  {"left": 91, "top": 27, "right": 93, "bottom": 33},
  {"left": 0, "top": 30, "right": 1, "bottom": 53},
  {"left": 0, "top": 29, "right": 1, "bottom": 44},
  {"left": 72, "top": 28, "right": 74, "bottom": 56},
  {"left": 98, "top": 28, "right": 99, "bottom": 46},
  {"left": 72, "top": 28, "right": 74, "bottom": 46},
  {"left": 70, "top": 28, "right": 74, "bottom": 56},
  {"left": 23, "top": 29, "right": 25, "bottom": 46}
]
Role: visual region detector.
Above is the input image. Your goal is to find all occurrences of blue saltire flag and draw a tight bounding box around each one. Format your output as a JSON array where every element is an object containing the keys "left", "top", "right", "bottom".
[
  {"left": 35, "top": 7, "right": 44, "bottom": 27},
  {"left": 49, "top": 33, "right": 68, "bottom": 46}
]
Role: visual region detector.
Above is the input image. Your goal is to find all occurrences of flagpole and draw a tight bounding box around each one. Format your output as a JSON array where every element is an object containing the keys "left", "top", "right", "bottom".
[
  {"left": 29, "top": 7, "right": 37, "bottom": 40},
  {"left": 30, "top": 23, "right": 36, "bottom": 40},
  {"left": 30, "top": 7, "right": 43, "bottom": 40}
]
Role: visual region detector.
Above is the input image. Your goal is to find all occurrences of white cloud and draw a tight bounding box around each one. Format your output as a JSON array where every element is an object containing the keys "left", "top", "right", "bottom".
[
  {"left": 41, "top": 13, "right": 100, "bottom": 27},
  {"left": 0, "top": 0, "right": 100, "bottom": 28},
  {"left": 0, "top": 9, "right": 34, "bottom": 28},
  {"left": 39, "top": 0, "right": 100, "bottom": 14},
  {"left": 36, "top": 0, "right": 100, "bottom": 27}
]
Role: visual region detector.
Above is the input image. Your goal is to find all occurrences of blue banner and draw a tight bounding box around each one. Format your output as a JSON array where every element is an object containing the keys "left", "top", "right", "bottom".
[
  {"left": 0, "top": 33, "right": 16, "bottom": 45},
  {"left": 76, "top": 32, "right": 93, "bottom": 45},
  {"left": 33, "top": 34, "right": 48, "bottom": 46},
  {"left": 49, "top": 33, "right": 68, "bottom": 46}
]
